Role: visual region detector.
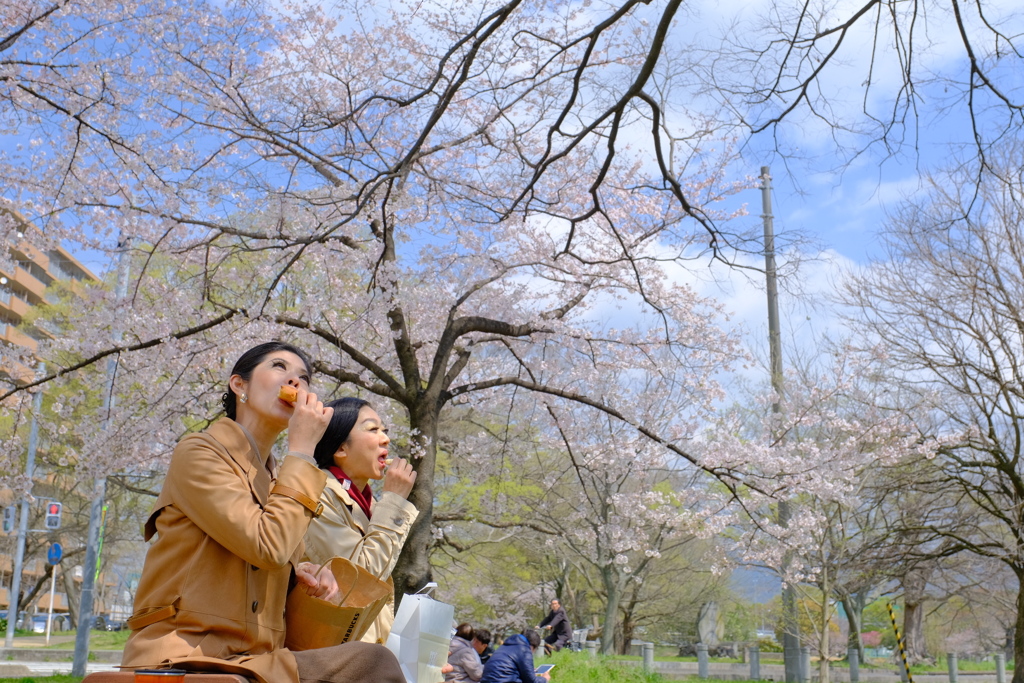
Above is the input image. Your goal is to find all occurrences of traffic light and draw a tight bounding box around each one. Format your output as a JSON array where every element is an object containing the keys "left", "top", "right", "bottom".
[
  {"left": 2, "top": 505, "right": 14, "bottom": 533},
  {"left": 44, "top": 501, "right": 61, "bottom": 530}
]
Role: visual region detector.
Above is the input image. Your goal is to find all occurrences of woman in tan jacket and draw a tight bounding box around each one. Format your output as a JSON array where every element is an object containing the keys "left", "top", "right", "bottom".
[
  {"left": 121, "top": 342, "right": 405, "bottom": 683},
  {"left": 304, "top": 397, "right": 420, "bottom": 644}
]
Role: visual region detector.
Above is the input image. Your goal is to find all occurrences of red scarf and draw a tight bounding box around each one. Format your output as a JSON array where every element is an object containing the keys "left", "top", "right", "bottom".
[{"left": 328, "top": 466, "right": 373, "bottom": 520}]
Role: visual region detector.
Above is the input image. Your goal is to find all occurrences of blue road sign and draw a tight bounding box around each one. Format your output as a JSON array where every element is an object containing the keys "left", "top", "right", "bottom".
[{"left": 47, "top": 542, "right": 62, "bottom": 565}]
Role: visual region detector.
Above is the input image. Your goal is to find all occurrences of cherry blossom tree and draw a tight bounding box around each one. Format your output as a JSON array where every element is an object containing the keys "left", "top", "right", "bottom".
[
  {"left": 5, "top": 0, "right": 1015, "bottom": 606},
  {"left": 840, "top": 145, "right": 1024, "bottom": 683},
  {"left": 700, "top": 344, "right": 928, "bottom": 681},
  {"left": 2, "top": 0, "right": 762, "bottom": 598},
  {"left": 430, "top": 369, "right": 733, "bottom": 654}
]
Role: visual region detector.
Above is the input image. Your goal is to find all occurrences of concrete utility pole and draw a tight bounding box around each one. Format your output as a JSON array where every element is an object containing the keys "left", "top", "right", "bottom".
[
  {"left": 72, "top": 237, "right": 131, "bottom": 676},
  {"left": 761, "top": 167, "right": 802, "bottom": 683},
  {"left": 4, "top": 361, "right": 45, "bottom": 647}
]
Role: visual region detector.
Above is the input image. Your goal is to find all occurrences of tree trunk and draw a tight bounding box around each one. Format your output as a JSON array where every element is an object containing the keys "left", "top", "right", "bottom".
[
  {"left": 63, "top": 567, "right": 81, "bottom": 629},
  {"left": 391, "top": 404, "right": 439, "bottom": 606},
  {"left": 902, "top": 568, "right": 930, "bottom": 664},
  {"left": 19, "top": 563, "right": 54, "bottom": 612},
  {"left": 618, "top": 588, "right": 640, "bottom": 655},
  {"left": 841, "top": 592, "right": 866, "bottom": 662},
  {"left": 902, "top": 602, "right": 926, "bottom": 664},
  {"left": 819, "top": 566, "right": 831, "bottom": 683},
  {"left": 1013, "top": 569, "right": 1024, "bottom": 683},
  {"left": 619, "top": 613, "right": 635, "bottom": 655},
  {"left": 600, "top": 566, "right": 623, "bottom": 655}
]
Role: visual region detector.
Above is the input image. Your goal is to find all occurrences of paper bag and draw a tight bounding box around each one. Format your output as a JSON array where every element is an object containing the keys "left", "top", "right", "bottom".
[
  {"left": 285, "top": 556, "right": 392, "bottom": 651},
  {"left": 385, "top": 588, "right": 455, "bottom": 683}
]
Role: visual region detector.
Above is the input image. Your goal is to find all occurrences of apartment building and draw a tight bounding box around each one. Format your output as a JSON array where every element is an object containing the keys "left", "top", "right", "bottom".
[
  {"left": 0, "top": 209, "right": 108, "bottom": 622},
  {"left": 0, "top": 209, "right": 99, "bottom": 383}
]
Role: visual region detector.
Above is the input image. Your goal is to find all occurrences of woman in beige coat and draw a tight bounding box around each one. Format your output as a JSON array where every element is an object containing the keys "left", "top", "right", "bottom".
[
  {"left": 121, "top": 342, "right": 405, "bottom": 683},
  {"left": 304, "top": 397, "right": 419, "bottom": 644}
]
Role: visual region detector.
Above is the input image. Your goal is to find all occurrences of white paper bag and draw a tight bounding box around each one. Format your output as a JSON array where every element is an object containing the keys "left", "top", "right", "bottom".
[{"left": 385, "top": 585, "right": 455, "bottom": 683}]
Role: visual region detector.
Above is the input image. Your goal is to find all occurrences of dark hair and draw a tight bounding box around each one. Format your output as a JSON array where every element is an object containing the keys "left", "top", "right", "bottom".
[
  {"left": 472, "top": 628, "right": 491, "bottom": 646},
  {"left": 221, "top": 341, "right": 313, "bottom": 419},
  {"left": 313, "top": 397, "right": 371, "bottom": 469},
  {"left": 455, "top": 622, "right": 474, "bottom": 640},
  {"left": 523, "top": 629, "right": 541, "bottom": 649}
]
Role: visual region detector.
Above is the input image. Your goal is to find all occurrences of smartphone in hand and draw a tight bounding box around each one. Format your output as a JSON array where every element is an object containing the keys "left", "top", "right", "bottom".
[{"left": 535, "top": 664, "right": 555, "bottom": 674}]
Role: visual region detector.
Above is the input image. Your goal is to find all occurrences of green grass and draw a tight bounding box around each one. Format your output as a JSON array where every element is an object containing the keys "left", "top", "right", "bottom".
[
  {"left": 904, "top": 658, "right": 1014, "bottom": 673},
  {"left": 38, "top": 630, "right": 130, "bottom": 650},
  {"left": 0, "top": 653, "right": 681, "bottom": 683},
  {"left": 541, "top": 649, "right": 674, "bottom": 682},
  {"left": 610, "top": 655, "right": 745, "bottom": 664}
]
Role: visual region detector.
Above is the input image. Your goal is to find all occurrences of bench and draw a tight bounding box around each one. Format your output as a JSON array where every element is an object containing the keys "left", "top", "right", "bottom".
[{"left": 82, "top": 673, "right": 249, "bottom": 682}]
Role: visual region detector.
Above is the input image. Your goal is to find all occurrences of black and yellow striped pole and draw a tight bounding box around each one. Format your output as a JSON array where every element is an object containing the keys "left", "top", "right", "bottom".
[{"left": 887, "top": 602, "right": 914, "bottom": 683}]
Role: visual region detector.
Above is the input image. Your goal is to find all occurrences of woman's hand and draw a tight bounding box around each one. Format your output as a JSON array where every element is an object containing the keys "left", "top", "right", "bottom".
[
  {"left": 295, "top": 562, "right": 339, "bottom": 602},
  {"left": 383, "top": 457, "right": 417, "bottom": 499},
  {"left": 287, "top": 389, "right": 333, "bottom": 455}
]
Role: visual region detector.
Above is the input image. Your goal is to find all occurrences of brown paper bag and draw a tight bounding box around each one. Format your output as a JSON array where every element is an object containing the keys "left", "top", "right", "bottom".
[{"left": 284, "top": 556, "right": 392, "bottom": 651}]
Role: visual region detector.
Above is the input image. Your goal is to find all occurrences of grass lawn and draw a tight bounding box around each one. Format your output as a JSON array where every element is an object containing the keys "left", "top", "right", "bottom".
[
  {"left": 0, "top": 652, "right": 678, "bottom": 683},
  {"left": 13, "top": 650, "right": 1009, "bottom": 683},
  {"left": 535, "top": 650, "right": 665, "bottom": 681},
  {"left": 542, "top": 649, "right": 713, "bottom": 682},
  {"left": 611, "top": 655, "right": 745, "bottom": 664},
  {"left": 38, "top": 630, "right": 131, "bottom": 650}
]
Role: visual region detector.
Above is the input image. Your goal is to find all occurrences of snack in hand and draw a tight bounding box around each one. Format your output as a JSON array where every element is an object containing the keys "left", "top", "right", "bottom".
[
  {"left": 385, "top": 458, "right": 394, "bottom": 466},
  {"left": 278, "top": 385, "right": 298, "bottom": 402}
]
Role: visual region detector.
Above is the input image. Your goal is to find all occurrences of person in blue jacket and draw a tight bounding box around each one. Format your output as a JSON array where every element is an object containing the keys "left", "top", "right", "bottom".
[{"left": 479, "top": 629, "right": 551, "bottom": 683}]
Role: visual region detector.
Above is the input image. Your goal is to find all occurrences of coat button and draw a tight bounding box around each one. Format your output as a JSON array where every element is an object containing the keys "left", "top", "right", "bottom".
[
  {"left": 251, "top": 601, "right": 258, "bottom": 612},
  {"left": 393, "top": 516, "right": 404, "bottom": 525}
]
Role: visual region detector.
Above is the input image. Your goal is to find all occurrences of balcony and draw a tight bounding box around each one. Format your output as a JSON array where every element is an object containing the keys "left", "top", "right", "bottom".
[
  {"left": 0, "top": 324, "right": 38, "bottom": 352},
  {"left": 0, "top": 356, "right": 33, "bottom": 384},
  {"left": 0, "top": 291, "right": 30, "bottom": 319},
  {"left": 34, "top": 591, "right": 68, "bottom": 611},
  {"left": 33, "top": 319, "right": 59, "bottom": 338},
  {"left": 13, "top": 266, "right": 46, "bottom": 301},
  {"left": 52, "top": 245, "right": 100, "bottom": 283},
  {"left": 12, "top": 242, "right": 50, "bottom": 273}
]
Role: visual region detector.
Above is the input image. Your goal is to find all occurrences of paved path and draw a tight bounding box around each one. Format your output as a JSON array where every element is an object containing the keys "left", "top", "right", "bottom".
[
  {"left": 6, "top": 634, "right": 77, "bottom": 647},
  {"left": 0, "top": 659, "right": 120, "bottom": 675}
]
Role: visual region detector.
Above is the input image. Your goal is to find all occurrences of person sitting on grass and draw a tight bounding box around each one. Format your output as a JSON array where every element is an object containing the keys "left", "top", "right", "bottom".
[{"left": 479, "top": 629, "right": 550, "bottom": 683}]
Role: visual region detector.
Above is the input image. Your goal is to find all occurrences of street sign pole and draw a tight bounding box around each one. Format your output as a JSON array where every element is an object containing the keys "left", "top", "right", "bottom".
[
  {"left": 4, "top": 363, "right": 44, "bottom": 648},
  {"left": 45, "top": 564, "right": 58, "bottom": 646}
]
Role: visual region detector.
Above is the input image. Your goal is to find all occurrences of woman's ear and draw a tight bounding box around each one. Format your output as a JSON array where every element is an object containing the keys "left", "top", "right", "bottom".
[{"left": 228, "top": 374, "right": 247, "bottom": 397}]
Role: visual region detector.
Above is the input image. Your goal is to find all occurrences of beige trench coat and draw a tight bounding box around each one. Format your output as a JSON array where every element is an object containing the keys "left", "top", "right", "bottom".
[
  {"left": 121, "top": 418, "right": 327, "bottom": 683},
  {"left": 302, "top": 476, "right": 419, "bottom": 644}
]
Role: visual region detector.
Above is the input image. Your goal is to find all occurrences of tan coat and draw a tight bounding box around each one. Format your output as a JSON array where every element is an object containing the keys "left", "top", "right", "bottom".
[
  {"left": 121, "top": 418, "right": 327, "bottom": 683},
  {"left": 302, "top": 476, "right": 418, "bottom": 644}
]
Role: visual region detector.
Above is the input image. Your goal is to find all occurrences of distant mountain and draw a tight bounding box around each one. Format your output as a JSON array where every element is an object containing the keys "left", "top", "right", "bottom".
[{"left": 729, "top": 566, "right": 781, "bottom": 603}]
